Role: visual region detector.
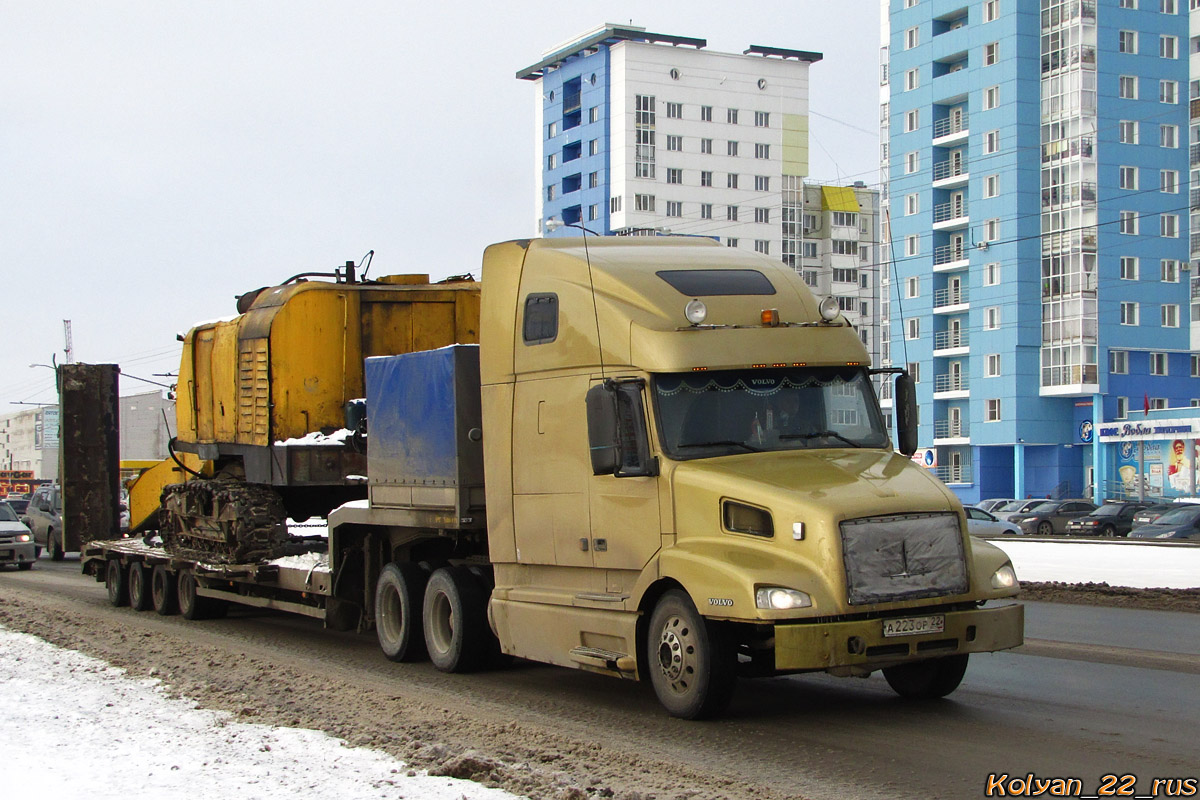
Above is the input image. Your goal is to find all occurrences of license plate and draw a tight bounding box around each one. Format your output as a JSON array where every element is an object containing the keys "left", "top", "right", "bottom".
[
  {"left": 0, "top": 549, "right": 12, "bottom": 559},
  {"left": 882, "top": 614, "right": 945, "bottom": 638}
]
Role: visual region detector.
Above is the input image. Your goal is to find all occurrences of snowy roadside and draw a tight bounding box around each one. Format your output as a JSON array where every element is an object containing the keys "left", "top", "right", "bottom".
[
  {"left": 987, "top": 538, "right": 1200, "bottom": 589},
  {"left": 0, "top": 625, "right": 522, "bottom": 800}
]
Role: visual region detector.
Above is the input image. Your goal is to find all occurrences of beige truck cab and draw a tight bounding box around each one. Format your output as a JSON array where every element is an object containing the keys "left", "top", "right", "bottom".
[{"left": 481, "top": 237, "right": 1022, "bottom": 718}]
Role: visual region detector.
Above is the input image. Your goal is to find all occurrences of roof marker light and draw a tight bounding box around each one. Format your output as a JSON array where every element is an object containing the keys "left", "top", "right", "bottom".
[{"left": 760, "top": 308, "right": 780, "bottom": 327}]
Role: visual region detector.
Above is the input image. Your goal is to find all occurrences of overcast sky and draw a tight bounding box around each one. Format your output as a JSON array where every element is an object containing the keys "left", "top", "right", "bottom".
[{"left": 0, "top": 1, "right": 882, "bottom": 410}]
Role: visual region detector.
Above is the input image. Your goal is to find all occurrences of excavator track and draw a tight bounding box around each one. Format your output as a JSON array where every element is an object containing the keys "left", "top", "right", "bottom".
[{"left": 160, "top": 480, "right": 290, "bottom": 564}]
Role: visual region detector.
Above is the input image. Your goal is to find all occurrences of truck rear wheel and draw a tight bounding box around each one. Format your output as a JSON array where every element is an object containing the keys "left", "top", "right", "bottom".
[
  {"left": 151, "top": 565, "right": 178, "bottom": 616},
  {"left": 882, "top": 654, "right": 969, "bottom": 699},
  {"left": 128, "top": 563, "right": 152, "bottom": 611},
  {"left": 105, "top": 560, "right": 129, "bottom": 607},
  {"left": 646, "top": 589, "right": 737, "bottom": 720},
  {"left": 375, "top": 562, "right": 428, "bottom": 662},
  {"left": 422, "top": 566, "right": 491, "bottom": 673}
]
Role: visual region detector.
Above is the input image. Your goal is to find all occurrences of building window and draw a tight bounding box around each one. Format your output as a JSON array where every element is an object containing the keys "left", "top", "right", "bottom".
[
  {"left": 610, "top": 196, "right": 621, "bottom": 213},
  {"left": 1162, "top": 0, "right": 1177, "bottom": 12},
  {"left": 589, "top": 172, "right": 598, "bottom": 188},
  {"left": 985, "top": 174, "right": 1000, "bottom": 198},
  {"left": 985, "top": 218, "right": 1000, "bottom": 241},
  {"left": 984, "top": 86, "right": 999, "bottom": 110},
  {"left": 1111, "top": 350, "right": 1129, "bottom": 374},
  {"left": 1161, "top": 35, "right": 1178, "bottom": 58},
  {"left": 635, "top": 194, "right": 655, "bottom": 212},
  {"left": 984, "top": 0, "right": 999, "bottom": 21},
  {"left": 1119, "top": 120, "right": 1138, "bottom": 144},
  {"left": 1162, "top": 259, "right": 1179, "bottom": 282},
  {"left": 754, "top": 111, "right": 769, "bottom": 128},
  {"left": 666, "top": 200, "right": 682, "bottom": 218},
  {"left": 727, "top": 173, "right": 739, "bottom": 189},
  {"left": 754, "top": 240, "right": 770, "bottom": 255},
  {"left": 547, "top": 153, "right": 558, "bottom": 170},
  {"left": 907, "top": 361, "right": 921, "bottom": 382},
  {"left": 986, "top": 354, "right": 1001, "bottom": 377},
  {"left": 906, "top": 276, "right": 919, "bottom": 298},
  {"left": 986, "top": 399, "right": 1001, "bottom": 422},
  {"left": 700, "top": 106, "right": 713, "bottom": 122},
  {"left": 754, "top": 143, "right": 770, "bottom": 159},
  {"left": 1120, "top": 301, "right": 1139, "bottom": 325},
  {"left": 546, "top": 185, "right": 556, "bottom": 201},
  {"left": 905, "top": 151, "right": 919, "bottom": 173},
  {"left": 1161, "top": 80, "right": 1178, "bottom": 103},
  {"left": 589, "top": 139, "right": 599, "bottom": 156},
  {"left": 1151, "top": 352, "right": 1168, "bottom": 375},
  {"left": 700, "top": 203, "right": 712, "bottom": 220},
  {"left": 727, "top": 238, "right": 738, "bottom": 248},
  {"left": 1120, "top": 256, "right": 1139, "bottom": 280},
  {"left": 666, "top": 168, "right": 682, "bottom": 184},
  {"left": 906, "top": 193, "right": 919, "bottom": 215},
  {"left": 1151, "top": 397, "right": 1168, "bottom": 411},
  {"left": 727, "top": 108, "right": 739, "bottom": 125},
  {"left": 832, "top": 240, "right": 858, "bottom": 256},
  {"left": 1119, "top": 75, "right": 1138, "bottom": 99},
  {"left": 985, "top": 130, "right": 1000, "bottom": 153},
  {"left": 1120, "top": 0, "right": 1137, "bottom": 6},
  {"left": 1192, "top": 354, "right": 1200, "bottom": 377},
  {"left": 1119, "top": 166, "right": 1138, "bottom": 190},
  {"left": 588, "top": 204, "right": 598, "bottom": 221},
  {"left": 754, "top": 175, "right": 770, "bottom": 191},
  {"left": 833, "top": 267, "right": 859, "bottom": 282},
  {"left": 700, "top": 170, "right": 713, "bottom": 187},
  {"left": 985, "top": 262, "right": 1001, "bottom": 286},
  {"left": 1116, "top": 397, "right": 1129, "bottom": 420},
  {"left": 985, "top": 306, "right": 1001, "bottom": 329},
  {"left": 905, "top": 68, "right": 919, "bottom": 91},
  {"left": 802, "top": 243, "right": 817, "bottom": 259},
  {"left": 1119, "top": 30, "right": 1137, "bottom": 54},
  {"left": 727, "top": 205, "right": 739, "bottom": 221},
  {"left": 905, "top": 235, "right": 919, "bottom": 256},
  {"left": 905, "top": 26, "right": 919, "bottom": 49},
  {"left": 727, "top": 140, "right": 739, "bottom": 157},
  {"left": 907, "top": 318, "right": 920, "bottom": 340},
  {"left": 1161, "top": 169, "right": 1179, "bottom": 193},
  {"left": 589, "top": 107, "right": 599, "bottom": 124},
  {"left": 1119, "top": 211, "right": 1138, "bottom": 235},
  {"left": 635, "top": 95, "right": 655, "bottom": 125},
  {"left": 905, "top": 109, "right": 919, "bottom": 132},
  {"left": 548, "top": 121, "right": 558, "bottom": 138},
  {"left": 1161, "top": 124, "right": 1178, "bottom": 147},
  {"left": 700, "top": 138, "right": 713, "bottom": 155},
  {"left": 666, "top": 101, "right": 682, "bottom": 119},
  {"left": 666, "top": 135, "right": 682, "bottom": 152},
  {"left": 984, "top": 42, "right": 999, "bottom": 65},
  {"left": 755, "top": 207, "right": 770, "bottom": 224},
  {"left": 1163, "top": 304, "right": 1180, "bottom": 327},
  {"left": 1161, "top": 214, "right": 1179, "bottom": 237}
]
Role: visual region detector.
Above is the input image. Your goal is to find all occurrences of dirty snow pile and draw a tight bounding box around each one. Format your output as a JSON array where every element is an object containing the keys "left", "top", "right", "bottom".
[{"left": 0, "top": 625, "right": 519, "bottom": 800}]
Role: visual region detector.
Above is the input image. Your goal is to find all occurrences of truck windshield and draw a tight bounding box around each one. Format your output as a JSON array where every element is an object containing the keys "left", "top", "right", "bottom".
[{"left": 652, "top": 367, "right": 890, "bottom": 460}]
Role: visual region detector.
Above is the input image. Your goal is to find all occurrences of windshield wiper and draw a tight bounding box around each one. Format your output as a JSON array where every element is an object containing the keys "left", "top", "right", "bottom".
[
  {"left": 676, "top": 440, "right": 763, "bottom": 452},
  {"left": 778, "top": 430, "right": 862, "bottom": 448}
]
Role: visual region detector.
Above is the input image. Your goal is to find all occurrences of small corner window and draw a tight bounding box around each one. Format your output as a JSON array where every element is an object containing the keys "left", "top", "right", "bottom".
[{"left": 522, "top": 293, "right": 559, "bottom": 345}]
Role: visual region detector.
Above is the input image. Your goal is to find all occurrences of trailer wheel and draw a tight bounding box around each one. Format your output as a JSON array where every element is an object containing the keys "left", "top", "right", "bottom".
[
  {"left": 646, "top": 589, "right": 737, "bottom": 720},
  {"left": 178, "top": 570, "right": 204, "bottom": 620},
  {"left": 105, "top": 560, "right": 129, "bottom": 607},
  {"left": 375, "top": 562, "right": 428, "bottom": 662},
  {"left": 49, "top": 529, "right": 64, "bottom": 562},
  {"left": 423, "top": 566, "right": 492, "bottom": 673},
  {"left": 151, "top": 565, "right": 178, "bottom": 616},
  {"left": 128, "top": 563, "right": 152, "bottom": 611},
  {"left": 882, "top": 654, "right": 969, "bottom": 699}
]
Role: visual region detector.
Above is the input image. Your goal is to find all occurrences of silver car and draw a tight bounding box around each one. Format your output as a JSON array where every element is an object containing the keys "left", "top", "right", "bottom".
[
  {"left": 965, "top": 506, "right": 1022, "bottom": 536},
  {"left": 993, "top": 498, "right": 1045, "bottom": 522},
  {"left": 22, "top": 483, "right": 63, "bottom": 560},
  {"left": 0, "top": 501, "right": 36, "bottom": 570},
  {"left": 975, "top": 498, "right": 1015, "bottom": 514}
]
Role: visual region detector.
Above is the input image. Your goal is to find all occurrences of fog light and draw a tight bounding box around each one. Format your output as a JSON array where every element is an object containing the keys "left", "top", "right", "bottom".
[
  {"left": 818, "top": 296, "right": 840, "bottom": 322},
  {"left": 755, "top": 587, "right": 812, "bottom": 610},
  {"left": 684, "top": 298, "right": 708, "bottom": 325},
  {"left": 991, "top": 563, "right": 1018, "bottom": 590}
]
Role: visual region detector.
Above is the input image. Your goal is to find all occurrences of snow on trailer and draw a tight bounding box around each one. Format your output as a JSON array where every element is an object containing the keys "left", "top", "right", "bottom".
[{"left": 82, "top": 531, "right": 345, "bottom": 626}]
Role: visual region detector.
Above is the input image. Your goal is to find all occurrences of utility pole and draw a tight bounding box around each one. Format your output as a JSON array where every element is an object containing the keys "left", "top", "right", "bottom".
[{"left": 63, "top": 320, "right": 73, "bottom": 364}]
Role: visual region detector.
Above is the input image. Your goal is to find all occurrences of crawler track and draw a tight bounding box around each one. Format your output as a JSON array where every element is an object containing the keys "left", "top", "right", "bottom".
[{"left": 160, "top": 480, "right": 289, "bottom": 563}]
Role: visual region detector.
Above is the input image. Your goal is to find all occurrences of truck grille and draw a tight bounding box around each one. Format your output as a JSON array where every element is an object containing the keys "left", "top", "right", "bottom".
[{"left": 840, "top": 512, "right": 968, "bottom": 605}]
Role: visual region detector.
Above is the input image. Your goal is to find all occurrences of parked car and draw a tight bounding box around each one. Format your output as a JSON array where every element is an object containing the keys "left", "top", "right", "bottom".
[
  {"left": 0, "top": 501, "right": 36, "bottom": 570},
  {"left": 993, "top": 498, "right": 1046, "bottom": 522},
  {"left": 1132, "top": 504, "right": 1175, "bottom": 527},
  {"left": 22, "top": 483, "right": 63, "bottom": 560},
  {"left": 1129, "top": 504, "right": 1200, "bottom": 540},
  {"left": 974, "top": 498, "right": 1015, "bottom": 514},
  {"left": 964, "top": 506, "right": 1022, "bottom": 536},
  {"left": 4, "top": 495, "right": 29, "bottom": 515},
  {"left": 1010, "top": 499, "right": 1098, "bottom": 535},
  {"left": 1064, "top": 501, "right": 1149, "bottom": 537}
]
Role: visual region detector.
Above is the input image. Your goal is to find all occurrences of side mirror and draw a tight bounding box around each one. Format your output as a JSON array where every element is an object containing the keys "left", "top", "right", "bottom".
[
  {"left": 585, "top": 380, "right": 659, "bottom": 478},
  {"left": 38, "top": 500, "right": 50, "bottom": 512},
  {"left": 895, "top": 372, "right": 918, "bottom": 457}
]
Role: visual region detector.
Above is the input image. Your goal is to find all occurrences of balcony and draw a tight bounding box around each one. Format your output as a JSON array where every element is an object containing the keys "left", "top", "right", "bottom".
[
  {"left": 932, "top": 112, "right": 969, "bottom": 143},
  {"left": 933, "top": 285, "right": 969, "bottom": 311},
  {"left": 933, "top": 329, "right": 969, "bottom": 356},
  {"left": 1042, "top": 182, "right": 1096, "bottom": 209},
  {"left": 935, "top": 463, "right": 973, "bottom": 485},
  {"left": 933, "top": 419, "right": 970, "bottom": 442},
  {"left": 932, "top": 200, "right": 969, "bottom": 230},
  {"left": 933, "top": 244, "right": 969, "bottom": 270},
  {"left": 934, "top": 373, "right": 969, "bottom": 396},
  {"left": 932, "top": 157, "right": 968, "bottom": 188}
]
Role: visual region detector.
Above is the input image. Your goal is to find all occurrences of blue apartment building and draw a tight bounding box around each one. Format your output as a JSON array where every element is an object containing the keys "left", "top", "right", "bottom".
[{"left": 883, "top": 0, "right": 1196, "bottom": 503}]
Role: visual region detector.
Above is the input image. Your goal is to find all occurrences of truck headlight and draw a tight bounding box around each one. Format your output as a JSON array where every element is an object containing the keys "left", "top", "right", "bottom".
[
  {"left": 991, "top": 563, "right": 1018, "bottom": 590},
  {"left": 756, "top": 587, "right": 812, "bottom": 610},
  {"left": 17, "top": 534, "right": 30, "bottom": 543}
]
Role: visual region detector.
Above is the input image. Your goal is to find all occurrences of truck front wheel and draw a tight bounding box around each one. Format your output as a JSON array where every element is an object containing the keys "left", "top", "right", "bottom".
[
  {"left": 375, "top": 562, "right": 428, "bottom": 662},
  {"left": 646, "top": 590, "right": 736, "bottom": 720},
  {"left": 422, "top": 566, "right": 491, "bottom": 673},
  {"left": 882, "top": 654, "right": 969, "bottom": 699}
]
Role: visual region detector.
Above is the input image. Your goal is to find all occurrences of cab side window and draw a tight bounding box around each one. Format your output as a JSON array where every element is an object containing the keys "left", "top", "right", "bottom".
[{"left": 522, "top": 293, "right": 558, "bottom": 345}]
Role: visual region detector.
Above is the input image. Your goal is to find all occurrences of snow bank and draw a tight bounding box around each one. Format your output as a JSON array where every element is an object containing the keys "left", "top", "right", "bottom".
[
  {"left": 0, "top": 625, "right": 519, "bottom": 800},
  {"left": 988, "top": 539, "right": 1200, "bottom": 589},
  {"left": 275, "top": 428, "right": 353, "bottom": 446}
]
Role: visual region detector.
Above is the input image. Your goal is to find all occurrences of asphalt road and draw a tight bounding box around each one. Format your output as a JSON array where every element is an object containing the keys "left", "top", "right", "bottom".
[{"left": 2, "top": 557, "right": 1196, "bottom": 800}]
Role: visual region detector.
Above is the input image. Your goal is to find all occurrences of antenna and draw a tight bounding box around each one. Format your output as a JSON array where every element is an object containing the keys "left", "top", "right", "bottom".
[
  {"left": 63, "top": 320, "right": 74, "bottom": 364},
  {"left": 545, "top": 218, "right": 605, "bottom": 378},
  {"left": 883, "top": 206, "right": 910, "bottom": 369}
]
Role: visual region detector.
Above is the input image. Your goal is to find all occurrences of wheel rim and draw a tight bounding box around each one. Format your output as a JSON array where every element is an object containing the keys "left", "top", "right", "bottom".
[
  {"left": 428, "top": 590, "right": 454, "bottom": 655},
  {"left": 131, "top": 569, "right": 144, "bottom": 605},
  {"left": 379, "top": 584, "right": 402, "bottom": 642},
  {"left": 656, "top": 614, "right": 696, "bottom": 694},
  {"left": 1039, "top": 523, "right": 1052, "bottom": 535}
]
